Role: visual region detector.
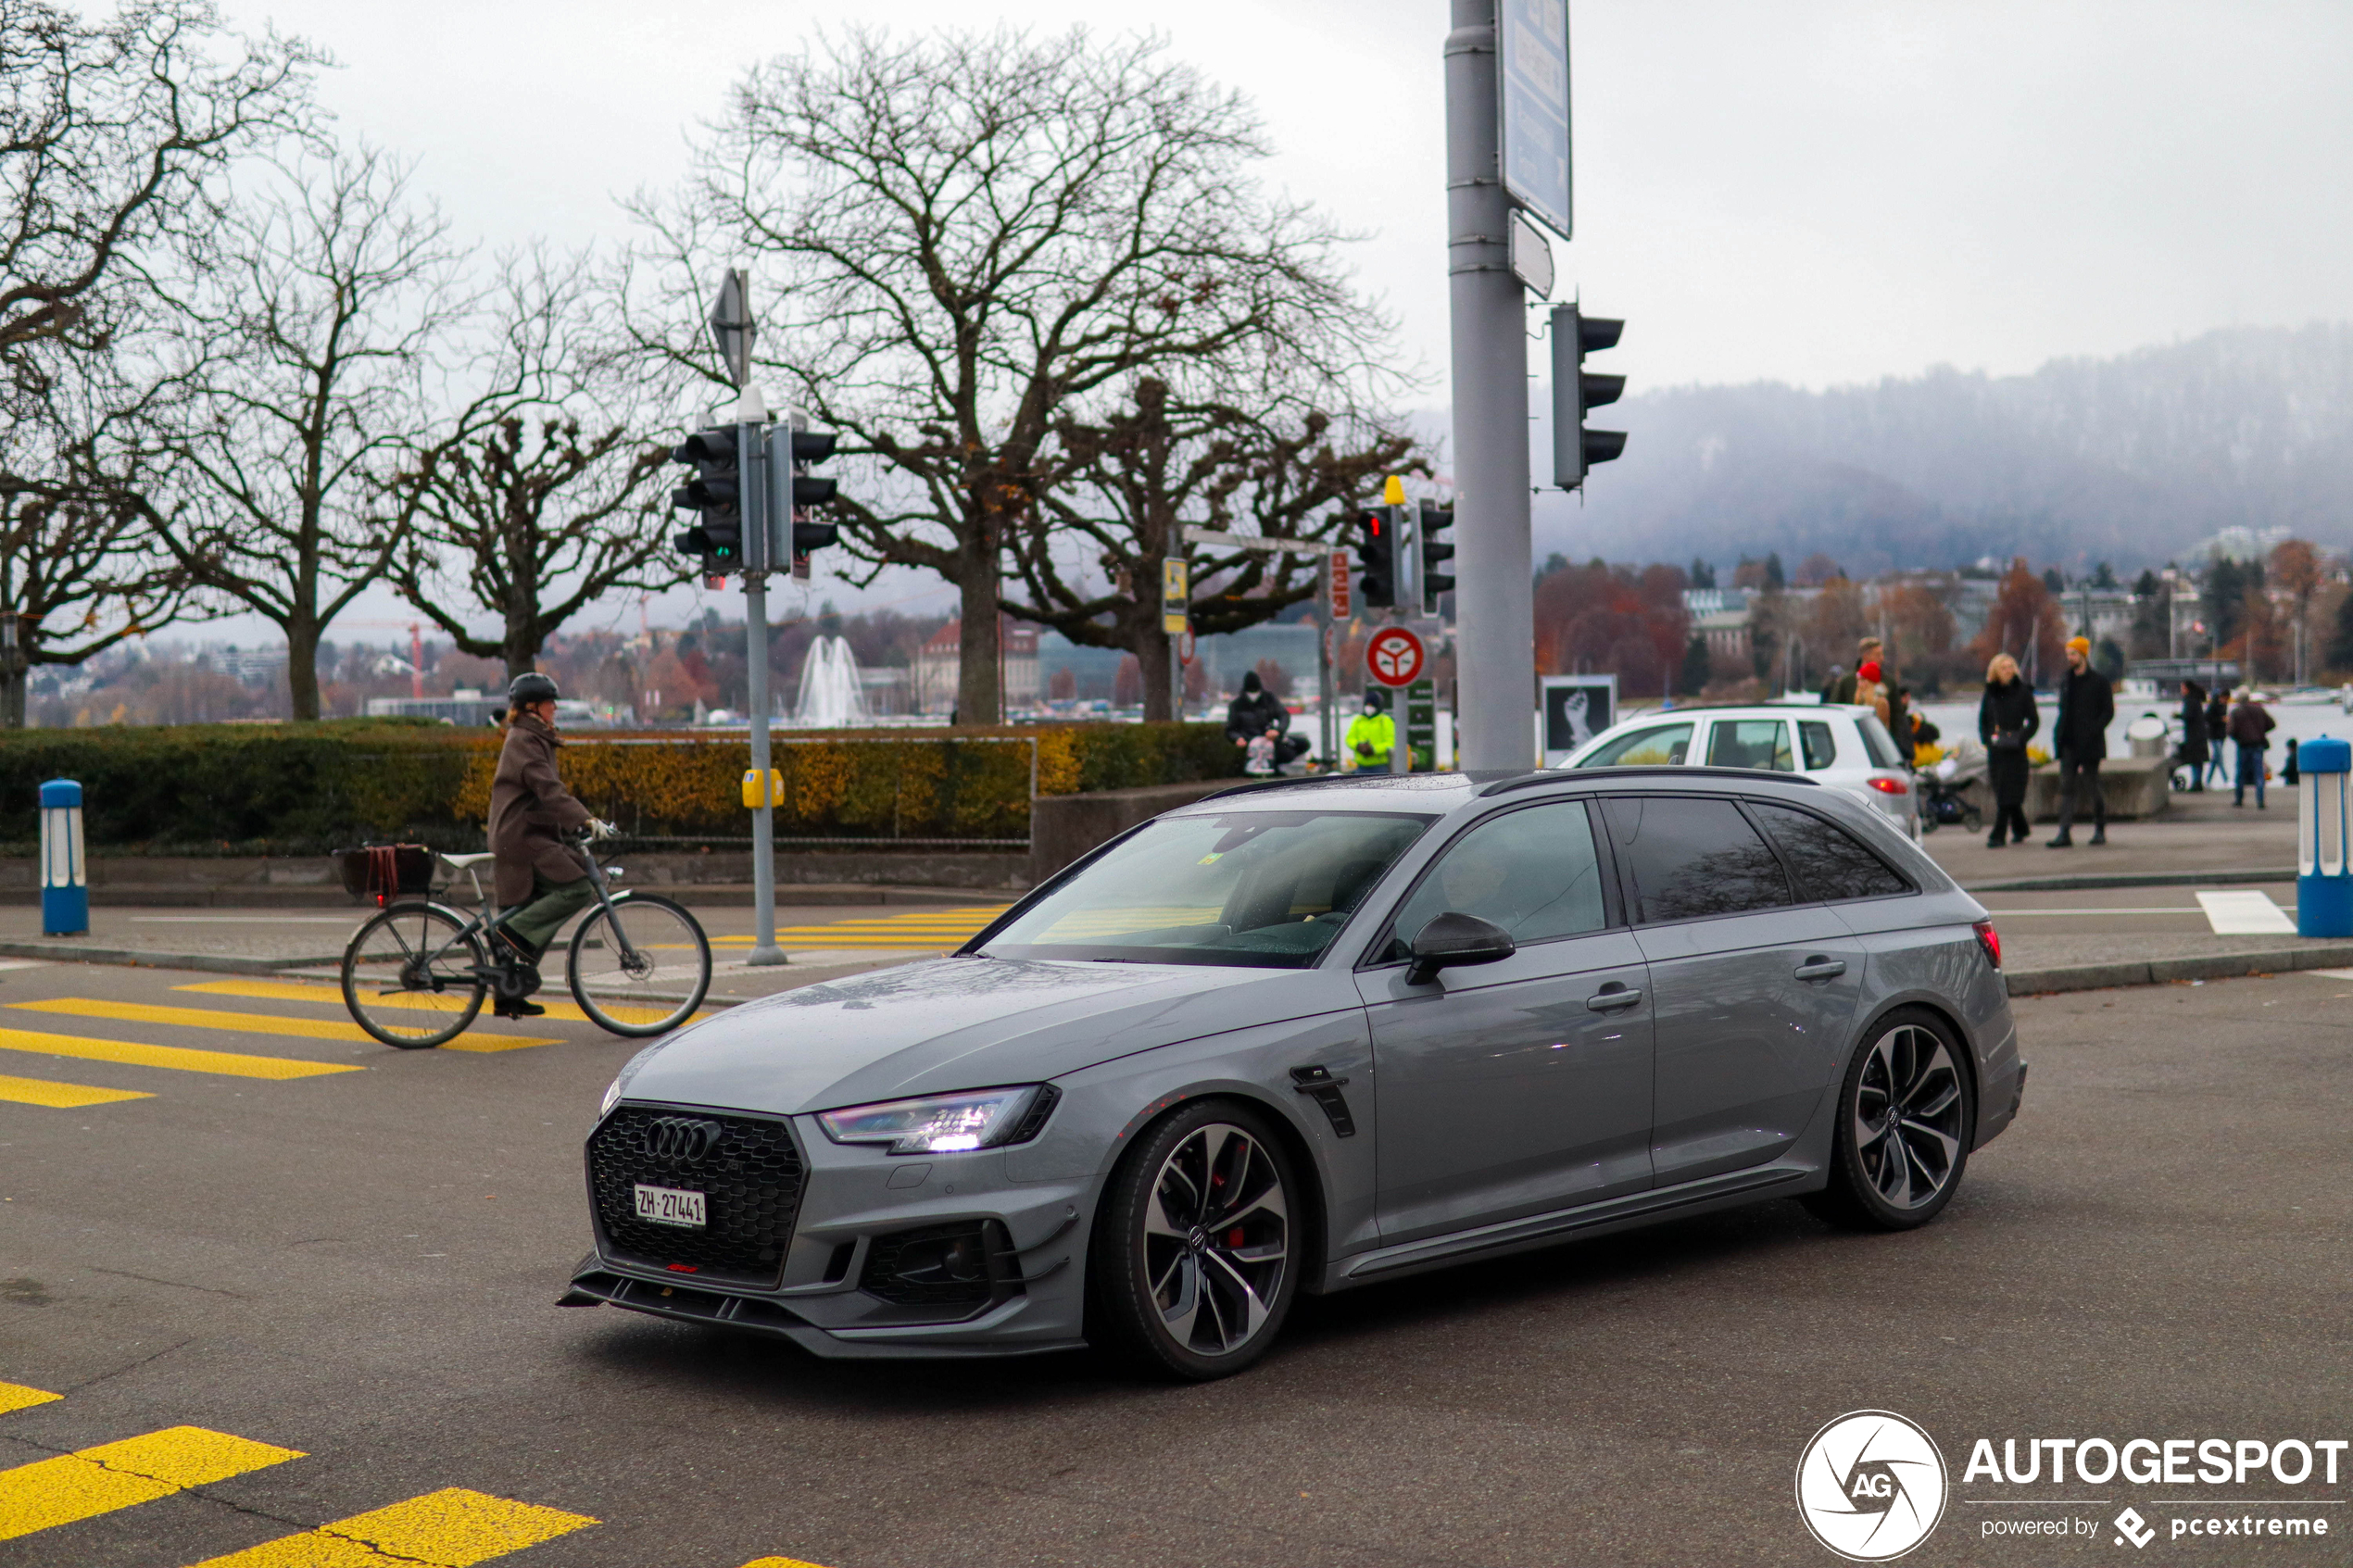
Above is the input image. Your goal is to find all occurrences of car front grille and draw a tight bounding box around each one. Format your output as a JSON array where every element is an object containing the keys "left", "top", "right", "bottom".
[{"left": 587, "top": 1106, "right": 805, "bottom": 1286}]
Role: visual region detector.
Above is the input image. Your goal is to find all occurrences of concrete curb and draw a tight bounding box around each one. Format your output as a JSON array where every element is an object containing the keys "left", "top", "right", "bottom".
[
  {"left": 1964, "top": 868, "right": 2299, "bottom": 894},
  {"left": 2006, "top": 942, "right": 2353, "bottom": 996},
  {"left": 0, "top": 940, "right": 340, "bottom": 975}
]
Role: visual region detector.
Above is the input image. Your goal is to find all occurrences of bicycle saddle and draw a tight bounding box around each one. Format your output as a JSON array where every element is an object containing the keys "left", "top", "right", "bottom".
[{"left": 441, "top": 852, "right": 497, "bottom": 869}]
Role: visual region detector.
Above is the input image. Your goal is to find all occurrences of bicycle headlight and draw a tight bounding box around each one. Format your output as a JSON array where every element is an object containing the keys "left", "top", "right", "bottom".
[{"left": 815, "top": 1085, "right": 1054, "bottom": 1155}]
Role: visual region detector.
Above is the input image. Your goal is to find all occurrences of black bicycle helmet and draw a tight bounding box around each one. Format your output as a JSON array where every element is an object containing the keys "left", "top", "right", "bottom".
[{"left": 508, "top": 671, "right": 560, "bottom": 708}]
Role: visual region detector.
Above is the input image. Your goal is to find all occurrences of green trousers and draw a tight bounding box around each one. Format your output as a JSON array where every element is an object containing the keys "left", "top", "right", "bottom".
[{"left": 503, "top": 871, "right": 595, "bottom": 958}]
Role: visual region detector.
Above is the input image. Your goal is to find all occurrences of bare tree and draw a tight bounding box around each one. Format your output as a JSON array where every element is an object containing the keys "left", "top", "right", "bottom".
[
  {"left": 624, "top": 26, "right": 1395, "bottom": 722},
  {"left": 1, "top": 0, "right": 319, "bottom": 387},
  {"left": 384, "top": 248, "right": 686, "bottom": 683},
  {"left": 138, "top": 147, "right": 469, "bottom": 719},
  {"left": 1004, "top": 377, "right": 1421, "bottom": 719}
]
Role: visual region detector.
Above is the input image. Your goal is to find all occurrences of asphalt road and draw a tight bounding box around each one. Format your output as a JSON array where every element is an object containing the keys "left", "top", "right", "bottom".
[{"left": 1, "top": 960, "right": 2347, "bottom": 1566}]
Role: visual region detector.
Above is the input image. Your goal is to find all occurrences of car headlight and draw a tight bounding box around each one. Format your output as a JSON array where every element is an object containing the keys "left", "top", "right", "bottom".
[
  {"left": 598, "top": 1074, "right": 627, "bottom": 1119},
  {"left": 815, "top": 1085, "right": 1057, "bottom": 1155}
]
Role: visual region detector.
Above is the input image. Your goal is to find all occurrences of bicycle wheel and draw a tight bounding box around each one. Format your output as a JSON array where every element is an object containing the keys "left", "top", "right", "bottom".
[
  {"left": 567, "top": 894, "right": 710, "bottom": 1037},
  {"left": 341, "top": 902, "right": 487, "bottom": 1049}
]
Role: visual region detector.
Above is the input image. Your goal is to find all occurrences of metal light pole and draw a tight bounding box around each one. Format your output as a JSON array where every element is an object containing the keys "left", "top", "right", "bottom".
[
  {"left": 711, "top": 268, "right": 786, "bottom": 968},
  {"left": 1446, "top": 0, "right": 1537, "bottom": 770}
]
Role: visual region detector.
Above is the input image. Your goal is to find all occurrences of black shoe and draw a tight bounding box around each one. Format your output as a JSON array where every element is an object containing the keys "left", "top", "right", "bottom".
[
  {"left": 1986, "top": 835, "right": 2007, "bottom": 848},
  {"left": 2047, "top": 834, "right": 2072, "bottom": 847},
  {"left": 2089, "top": 831, "right": 2107, "bottom": 845},
  {"left": 494, "top": 997, "right": 547, "bottom": 1019}
]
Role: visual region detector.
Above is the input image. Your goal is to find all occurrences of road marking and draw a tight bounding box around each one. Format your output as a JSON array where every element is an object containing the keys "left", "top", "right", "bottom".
[
  {"left": 0, "top": 960, "right": 48, "bottom": 972},
  {"left": 0, "top": 1072, "right": 156, "bottom": 1109},
  {"left": 5, "top": 998, "right": 557, "bottom": 1053},
  {"left": 184, "top": 1486, "right": 596, "bottom": 1566},
  {"left": 0, "top": 1425, "right": 303, "bottom": 1542},
  {"left": 172, "top": 980, "right": 704, "bottom": 1030},
  {"left": 737, "top": 1559, "right": 836, "bottom": 1567},
  {"left": 2196, "top": 889, "right": 2297, "bottom": 935},
  {"left": 0, "top": 1026, "right": 362, "bottom": 1081},
  {"left": 0, "top": 1383, "right": 59, "bottom": 1416}
]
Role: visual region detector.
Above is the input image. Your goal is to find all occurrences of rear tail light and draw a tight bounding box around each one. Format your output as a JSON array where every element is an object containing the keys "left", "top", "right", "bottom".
[
  {"left": 1973, "top": 918, "right": 2001, "bottom": 969},
  {"left": 1867, "top": 775, "right": 1910, "bottom": 796}
]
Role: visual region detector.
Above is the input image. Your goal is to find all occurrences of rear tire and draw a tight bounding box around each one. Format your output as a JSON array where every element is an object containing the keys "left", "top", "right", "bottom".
[
  {"left": 1089, "top": 1099, "right": 1301, "bottom": 1382},
  {"left": 1804, "top": 1007, "right": 1976, "bottom": 1232},
  {"left": 341, "top": 902, "right": 486, "bottom": 1048}
]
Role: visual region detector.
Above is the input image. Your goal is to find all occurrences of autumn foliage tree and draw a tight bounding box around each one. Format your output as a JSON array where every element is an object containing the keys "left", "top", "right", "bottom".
[
  {"left": 1969, "top": 558, "right": 2066, "bottom": 681},
  {"left": 1532, "top": 559, "right": 1692, "bottom": 696}
]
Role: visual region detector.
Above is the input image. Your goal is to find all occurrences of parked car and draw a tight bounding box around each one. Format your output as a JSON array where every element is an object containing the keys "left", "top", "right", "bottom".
[
  {"left": 1559, "top": 702, "right": 1921, "bottom": 839},
  {"left": 564, "top": 768, "right": 2023, "bottom": 1381}
]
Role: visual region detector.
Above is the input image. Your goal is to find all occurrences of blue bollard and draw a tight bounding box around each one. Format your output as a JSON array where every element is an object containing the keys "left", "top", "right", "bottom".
[
  {"left": 2297, "top": 737, "right": 2353, "bottom": 938},
  {"left": 39, "top": 778, "right": 88, "bottom": 936}
]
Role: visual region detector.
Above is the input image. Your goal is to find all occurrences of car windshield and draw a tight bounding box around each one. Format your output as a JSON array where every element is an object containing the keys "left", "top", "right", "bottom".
[{"left": 977, "top": 809, "right": 1434, "bottom": 969}]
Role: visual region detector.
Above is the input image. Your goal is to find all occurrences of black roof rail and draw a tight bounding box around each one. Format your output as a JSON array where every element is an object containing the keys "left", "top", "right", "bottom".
[
  {"left": 1477, "top": 765, "right": 1822, "bottom": 797},
  {"left": 1199, "top": 773, "right": 1353, "bottom": 803}
]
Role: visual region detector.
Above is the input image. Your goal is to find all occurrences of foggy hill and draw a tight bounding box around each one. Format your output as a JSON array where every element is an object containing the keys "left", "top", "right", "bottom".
[{"left": 1525, "top": 323, "right": 2353, "bottom": 575}]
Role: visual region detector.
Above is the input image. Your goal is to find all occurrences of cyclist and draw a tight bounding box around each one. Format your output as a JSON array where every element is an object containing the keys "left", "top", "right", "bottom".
[{"left": 487, "top": 672, "right": 615, "bottom": 1018}]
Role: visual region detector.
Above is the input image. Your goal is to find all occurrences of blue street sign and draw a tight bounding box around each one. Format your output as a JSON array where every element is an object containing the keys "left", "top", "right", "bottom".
[{"left": 1499, "top": 0, "right": 1572, "bottom": 240}]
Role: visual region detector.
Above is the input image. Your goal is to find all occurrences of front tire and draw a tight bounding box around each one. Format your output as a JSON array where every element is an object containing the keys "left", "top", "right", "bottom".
[
  {"left": 1805, "top": 1008, "right": 1976, "bottom": 1231},
  {"left": 1090, "top": 1099, "right": 1302, "bottom": 1381},
  {"left": 567, "top": 894, "right": 710, "bottom": 1037}
]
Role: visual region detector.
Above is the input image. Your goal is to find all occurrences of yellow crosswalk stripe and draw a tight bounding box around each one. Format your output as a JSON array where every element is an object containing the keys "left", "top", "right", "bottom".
[
  {"left": 171, "top": 980, "right": 703, "bottom": 1031},
  {"left": 0, "top": 1026, "right": 359, "bottom": 1082},
  {"left": 5, "top": 998, "right": 558, "bottom": 1054},
  {"left": 185, "top": 1486, "right": 596, "bottom": 1566},
  {"left": 0, "top": 1072, "right": 155, "bottom": 1108},
  {"left": 0, "top": 1425, "right": 302, "bottom": 1542},
  {"left": 737, "top": 1558, "right": 835, "bottom": 1567},
  {"left": 0, "top": 1383, "right": 59, "bottom": 1416}
]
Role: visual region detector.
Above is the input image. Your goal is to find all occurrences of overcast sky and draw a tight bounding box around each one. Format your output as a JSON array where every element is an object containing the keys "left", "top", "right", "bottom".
[{"left": 194, "top": 0, "right": 2353, "bottom": 641}]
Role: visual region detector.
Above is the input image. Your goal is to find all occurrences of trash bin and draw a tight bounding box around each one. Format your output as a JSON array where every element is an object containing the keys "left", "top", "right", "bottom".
[
  {"left": 39, "top": 778, "right": 87, "bottom": 936},
  {"left": 2125, "top": 714, "right": 2167, "bottom": 759},
  {"left": 2296, "top": 737, "right": 2352, "bottom": 939}
]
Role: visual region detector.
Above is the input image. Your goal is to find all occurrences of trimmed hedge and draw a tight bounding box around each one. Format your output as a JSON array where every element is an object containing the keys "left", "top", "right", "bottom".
[{"left": 0, "top": 721, "right": 1245, "bottom": 853}]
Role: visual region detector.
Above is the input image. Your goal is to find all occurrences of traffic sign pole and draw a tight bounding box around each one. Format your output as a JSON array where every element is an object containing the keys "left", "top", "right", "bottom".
[
  {"left": 1448, "top": 0, "right": 1541, "bottom": 770},
  {"left": 1365, "top": 626, "right": 1427, "bottom": 776}
]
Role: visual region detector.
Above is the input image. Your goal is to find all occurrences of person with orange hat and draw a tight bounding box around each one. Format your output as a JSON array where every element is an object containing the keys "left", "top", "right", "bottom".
[{"left": 2048, "top": 633, "right": 2113, "bottom": 847}]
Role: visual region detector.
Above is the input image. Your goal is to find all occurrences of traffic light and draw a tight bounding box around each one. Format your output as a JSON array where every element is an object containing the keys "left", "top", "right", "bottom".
[
  {"left": 671, "top": 427, "right": 742, "bottom": 580},
  {"left": 765, "top": 425, "right": 840, "bottom": 575},
  {"left": 1353, "top": 508, "right": 1395, "bottom": 608},
  {"left": 1550, "top": 304, "right": 1626, "bottom": 489},
  {"left": 1416, "top": 498, "right": 1455, "bottom": 613}
]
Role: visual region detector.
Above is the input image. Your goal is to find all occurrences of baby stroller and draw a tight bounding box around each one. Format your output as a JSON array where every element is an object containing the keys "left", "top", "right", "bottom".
[{"left": 1919, "top": 739, "right": 1986, "bottom": 834}]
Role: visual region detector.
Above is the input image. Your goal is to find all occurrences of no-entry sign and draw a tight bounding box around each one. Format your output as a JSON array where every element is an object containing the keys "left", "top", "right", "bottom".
[{"left": 1365, "top": 626, "right": 1426, "bottom": 688}]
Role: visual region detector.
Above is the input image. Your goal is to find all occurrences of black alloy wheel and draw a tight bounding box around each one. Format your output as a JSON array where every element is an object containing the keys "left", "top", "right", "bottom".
[
  {"left": 1090, "top": 1099, "right": 1301, "bottom": 1381},
  {"left": 1806, "top": 1006, "right": 1976, "bottom": 1231}
]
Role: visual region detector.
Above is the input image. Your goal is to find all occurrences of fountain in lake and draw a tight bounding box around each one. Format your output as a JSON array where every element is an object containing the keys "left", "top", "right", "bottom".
[{"left": 794, "top": 634, "right": 869, "bottom": 727}]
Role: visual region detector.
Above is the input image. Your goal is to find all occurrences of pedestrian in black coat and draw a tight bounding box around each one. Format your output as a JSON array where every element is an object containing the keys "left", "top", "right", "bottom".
[
  {"left": 2177, "top": 680, "right": 2208, "bottom": 790},
  {"left": 2048, "top": 637, "right": 2114, "bottom": 847},
  {"left": 2204, "top": 690, "right": 2231, "bottom": 786},
  {"left": 1979, "top": 652, "right": 2039, "bottom": 847}
]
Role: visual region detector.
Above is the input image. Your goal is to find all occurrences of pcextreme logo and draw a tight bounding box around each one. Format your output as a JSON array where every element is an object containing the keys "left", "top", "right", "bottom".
[{"left": 1795, "top": 1410, "right": 1951, "bottom": 1562}]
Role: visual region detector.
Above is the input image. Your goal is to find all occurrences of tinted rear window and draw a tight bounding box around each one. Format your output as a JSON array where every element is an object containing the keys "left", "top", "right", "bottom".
[
  {"left": 1601, "top": 796, "right": 1793, "bottom": 923},
  {"left": 1856, "top": 714, "right": 1907, "bottom": 769},
  {"left": 1752, "top": 802, "right": 1910, "bottom": 902},
  {"left": 1799, "top": 720, "right": 1837, "bottom": 770},
  {"left": 1706, "top": 719, "right": 1793, "bottom": 771}
]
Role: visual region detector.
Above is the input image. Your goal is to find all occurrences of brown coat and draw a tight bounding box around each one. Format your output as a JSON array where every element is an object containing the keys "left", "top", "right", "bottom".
[{"left": 487, "top": 712, "right": 592, "bottom": 904}]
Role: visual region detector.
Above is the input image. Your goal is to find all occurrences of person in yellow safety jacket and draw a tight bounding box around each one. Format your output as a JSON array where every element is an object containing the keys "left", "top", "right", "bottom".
[{"left": 1343, "top": 688, "right": 1395, "bottom": 771}]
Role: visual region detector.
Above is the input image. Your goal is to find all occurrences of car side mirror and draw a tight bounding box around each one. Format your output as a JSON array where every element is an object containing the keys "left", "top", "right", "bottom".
[{"left": 1405, "top": 911, "right": 1516, "bottom": 985}]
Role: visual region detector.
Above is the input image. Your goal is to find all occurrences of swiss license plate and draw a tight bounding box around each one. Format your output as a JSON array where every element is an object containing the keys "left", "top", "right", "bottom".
[{"left": 633, "top": 1183, "right": 706, "bottom": 1228}]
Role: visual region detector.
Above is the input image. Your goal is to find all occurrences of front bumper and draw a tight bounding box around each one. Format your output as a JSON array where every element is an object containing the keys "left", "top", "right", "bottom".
[{"left": 569, "top": 1100, "right": 1095, "bottom": 1360}]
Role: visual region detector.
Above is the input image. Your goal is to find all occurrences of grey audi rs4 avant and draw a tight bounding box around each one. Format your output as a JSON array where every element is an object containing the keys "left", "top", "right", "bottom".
[{"left": 566, "top": 766, "right": 2024, "bottom": 1380}]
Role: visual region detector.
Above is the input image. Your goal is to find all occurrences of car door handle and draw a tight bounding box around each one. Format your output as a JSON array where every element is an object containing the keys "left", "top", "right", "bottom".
[
  {"left": 1793, "top": 958, "right": 1847, "bottom": 981},
  {"left": 1586, "top": 985, "right": 1643, "bottom": 1011}
]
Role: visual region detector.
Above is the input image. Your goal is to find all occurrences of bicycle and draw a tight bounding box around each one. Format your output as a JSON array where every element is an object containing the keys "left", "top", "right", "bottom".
[{"left": 339, "top": 835, "right": 711, "bottom": 1048}]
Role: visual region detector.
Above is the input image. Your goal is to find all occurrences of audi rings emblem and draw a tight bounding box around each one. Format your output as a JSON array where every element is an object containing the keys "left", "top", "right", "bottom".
[{"left": 643, "top": 1116, "right": 723, "bottom": 1162}]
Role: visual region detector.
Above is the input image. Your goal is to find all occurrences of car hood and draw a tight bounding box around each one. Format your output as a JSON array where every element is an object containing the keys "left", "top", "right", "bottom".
[{"left": 616, "top": 955, "right": 1360, "bottom": 1117}]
